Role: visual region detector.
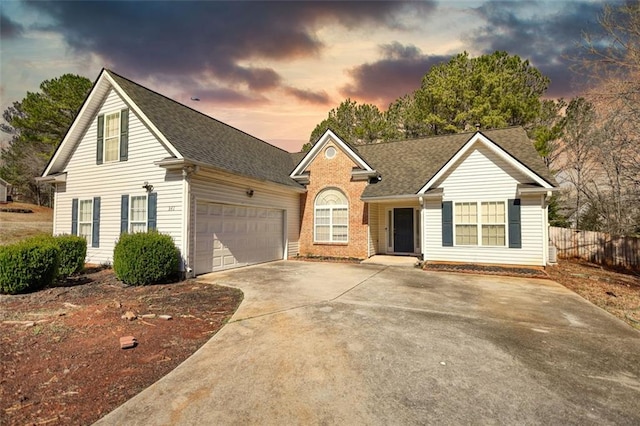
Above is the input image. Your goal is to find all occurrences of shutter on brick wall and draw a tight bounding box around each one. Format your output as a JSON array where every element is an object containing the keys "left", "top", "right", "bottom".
[
  {"left": 71, "top": 198, "right": 78, "bottom": 235},
  {"left": 96, "top": 115, "right": 104, "bottom": 164},
  {"left": 92, "top": 197, "right": 101, "bottom": 248},
  {"left": 508, "top": 198, "right": 521, "bottom": 248},
  {"left": 148, "top": 192, "right": 157, "bottom": 231},
  {"left": 120, "top": 108, "right": 129, "bottom": 161},
  {"left": 442, "top": 201, "right": 453, "bottom": 247},
  {"left": 120, "top": 195, "right": 129, "bottom": 234}
]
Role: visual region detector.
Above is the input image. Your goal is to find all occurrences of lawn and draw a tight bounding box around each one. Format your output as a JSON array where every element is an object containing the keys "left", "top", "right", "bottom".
[{"left": 0, "top": 202, "right": 53, "bottom": 245}]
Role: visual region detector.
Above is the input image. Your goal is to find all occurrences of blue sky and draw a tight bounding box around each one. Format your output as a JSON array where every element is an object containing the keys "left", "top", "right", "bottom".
[{"left": 0, "top": 0, "right": 609, "bottom": 152}]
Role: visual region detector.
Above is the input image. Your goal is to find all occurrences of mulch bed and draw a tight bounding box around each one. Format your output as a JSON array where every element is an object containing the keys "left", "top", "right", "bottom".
[
  {"left": 423, "top": 262, "right": 549, "bottom": 278},
  {"left": 0, "top": 268, "right": 243, "bottom": 425}
]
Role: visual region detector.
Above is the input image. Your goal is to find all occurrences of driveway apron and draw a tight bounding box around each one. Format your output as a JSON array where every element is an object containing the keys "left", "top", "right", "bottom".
[{"left": 95, "top": 261, "right": 640, "bottom": 425}]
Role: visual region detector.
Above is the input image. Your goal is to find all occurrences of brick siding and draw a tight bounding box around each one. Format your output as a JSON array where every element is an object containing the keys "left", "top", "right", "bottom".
[{"left": 299, "top": 141, "right": 370, "bottom": 259}]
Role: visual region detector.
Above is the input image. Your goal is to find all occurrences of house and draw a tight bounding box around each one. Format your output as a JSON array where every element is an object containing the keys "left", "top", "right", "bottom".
[
  {"left": 0, "top": 177, "right": 10, "bottom": 203},
  {"left": 39, "top": 69, "right": 557, "bottom": 276}
]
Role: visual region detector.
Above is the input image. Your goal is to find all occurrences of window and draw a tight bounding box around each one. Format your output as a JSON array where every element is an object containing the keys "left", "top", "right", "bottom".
[
  {"left": 104, "top": 111, "right": 120, "bottom": 162},
  {"left": 78, "top": 199, "right": 93, "bottom": 242},
  {"left": 481, "top": 201, "right": 506, "bottom": 246},
  {"left": 314, "top": 188, "right": 348, "bottom": 242},
  {"left": 454, "top": 201, "right": 506, "bottom": 246},
  {"left": 325, "top": 146, "right": 337, "bottom": 159},
  {"left": 455, "top": 202, "right": 477, "bottom": 245},
  {"left": 130, "top": 195, "right": 147, "bottom": 233}
]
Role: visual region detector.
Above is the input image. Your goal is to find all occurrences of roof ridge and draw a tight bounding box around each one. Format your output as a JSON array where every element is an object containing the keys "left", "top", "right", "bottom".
[
  {"left": 104, "top": 69, "right": 291, "bottom": 155},
  {"left": 353, "top": 127, "right": 528, "bottom": 151}
]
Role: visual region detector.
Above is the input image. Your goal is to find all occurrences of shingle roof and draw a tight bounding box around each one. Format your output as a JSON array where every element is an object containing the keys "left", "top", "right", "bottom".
[
  {"left": 356, "top": 127, "right": 557, "bottom": 198},
  {"left": 107, "top": 70, "right": 302, "bottom": 189}
]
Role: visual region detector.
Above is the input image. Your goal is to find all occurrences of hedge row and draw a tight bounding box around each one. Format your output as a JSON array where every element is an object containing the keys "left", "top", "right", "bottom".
[
  {"left": 0, "top": 234, "right": 87, "bottom": 294},
  {"left": 1, "top": 231, "right": 180, "bottom": 294}
]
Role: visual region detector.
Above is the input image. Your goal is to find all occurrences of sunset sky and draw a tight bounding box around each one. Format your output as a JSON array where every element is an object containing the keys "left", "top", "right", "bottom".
[{"left": 1, "top": 0, "right": 610, "bottom": 152}]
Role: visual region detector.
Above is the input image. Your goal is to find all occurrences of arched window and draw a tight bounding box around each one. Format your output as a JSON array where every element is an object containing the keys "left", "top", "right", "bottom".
[{"left": 314, "top": 188, "right": 348, "bottom": 242}]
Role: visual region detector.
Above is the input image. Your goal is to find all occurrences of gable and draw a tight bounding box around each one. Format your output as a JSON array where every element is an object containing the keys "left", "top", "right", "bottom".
[
  {"left": 291, "top": 129, "right": 374, "bottom": 178},
  {"left": 43, "top": 70, "right": 182, "bottom": 177},
  {"left": 63, "top": 88, "right": 176, "bottom": 174},
  {"left": 431, "top": 142, "right": 532, "bottom": 199},
  {"left": 418, "top": 131, "right": 555, "bottom": 193}
]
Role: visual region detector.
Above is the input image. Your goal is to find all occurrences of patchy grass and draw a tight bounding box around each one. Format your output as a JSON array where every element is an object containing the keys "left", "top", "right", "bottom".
[
  {"left": 547, "top": 259, "right": 640, "bottom": 330},
  {"left": 0, "top": 202, "right": 53, "bottom": 245}
]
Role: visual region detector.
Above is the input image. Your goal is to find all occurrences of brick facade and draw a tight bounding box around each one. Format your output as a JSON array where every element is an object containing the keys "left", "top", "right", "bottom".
[{"left": 298, "top": 141, "right": 370, "bottom": 259}]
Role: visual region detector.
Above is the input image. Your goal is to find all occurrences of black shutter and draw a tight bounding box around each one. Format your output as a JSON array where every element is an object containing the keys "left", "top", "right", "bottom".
[
  {"left": 442, "top": 201, "right": 453, "bottom": 247},
  {"left": 120, "top": 108, "right": 129, "bottom": 161},
  {"left": 92, "top": 197, "right": 101, "bottom": 248},
  {"left": 508, "top": 199, "right": 521, "bottom": 248},
  {"left": 96, "top": 115, "right": 104, "bottom": 164},
  {"left": 71, "top": 198, "right": 78, "bottom": 235},
  {"left": 121, "top": 195, "right": 129, "bottom": 234},
  {"left": 148, "top": 192, "right": 157, "bottom": 231}
]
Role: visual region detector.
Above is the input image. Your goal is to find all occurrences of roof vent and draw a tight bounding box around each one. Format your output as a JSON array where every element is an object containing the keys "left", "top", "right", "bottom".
[{"left": 475, "top": 123, "right": 481, "bottom": 131}]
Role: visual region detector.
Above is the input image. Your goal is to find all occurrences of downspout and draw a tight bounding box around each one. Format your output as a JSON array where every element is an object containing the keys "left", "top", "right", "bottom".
[
  {"left": 418, "top": 196, "right": 425, "bottom": 261},
  {"left": 181, "top": 165, "right": 197, "bottom": 277}
]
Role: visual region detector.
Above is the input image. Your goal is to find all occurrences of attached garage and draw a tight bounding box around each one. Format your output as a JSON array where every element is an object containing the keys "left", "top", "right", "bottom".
[{"left": 195, "top": 201, "right": 285, "bottom": 275}]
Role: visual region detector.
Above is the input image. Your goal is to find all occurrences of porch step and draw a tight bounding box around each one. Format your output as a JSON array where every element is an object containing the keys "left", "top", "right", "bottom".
[{"left": 361, "top": 255, "right": 421, "bottom": 267}]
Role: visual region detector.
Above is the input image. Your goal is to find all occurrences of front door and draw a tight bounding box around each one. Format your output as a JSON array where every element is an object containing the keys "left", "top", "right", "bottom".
[{"left": 393, "top": 208, "right": 414, "bottom": 253}]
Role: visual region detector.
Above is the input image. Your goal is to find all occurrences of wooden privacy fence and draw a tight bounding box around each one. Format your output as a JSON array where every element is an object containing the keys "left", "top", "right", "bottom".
[{"left": 549, "top": 226, "right": 640, "bottom": 270}]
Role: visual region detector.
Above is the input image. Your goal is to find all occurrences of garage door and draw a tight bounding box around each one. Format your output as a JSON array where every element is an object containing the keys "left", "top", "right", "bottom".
[{"left": 195, "top": 202, "right": 284, "bottom": 274}]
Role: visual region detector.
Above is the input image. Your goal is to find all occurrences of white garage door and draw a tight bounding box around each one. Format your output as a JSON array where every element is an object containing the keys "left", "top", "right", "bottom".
[{"left": 195, "top": 202, "right": 284, "bottom": 274}]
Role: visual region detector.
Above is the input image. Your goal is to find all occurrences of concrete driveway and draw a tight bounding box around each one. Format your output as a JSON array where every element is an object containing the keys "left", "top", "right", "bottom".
[{"left": 96, "top": 261, "right": 640, "bottom": 425}]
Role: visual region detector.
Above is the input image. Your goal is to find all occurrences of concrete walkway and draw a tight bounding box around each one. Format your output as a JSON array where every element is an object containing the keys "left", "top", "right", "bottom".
[
  {"left": 96, "top": 261, "right": 640, "bottom": 425},
  {"left": 361, "top": 254, "right": 420, "bottom": 267}
]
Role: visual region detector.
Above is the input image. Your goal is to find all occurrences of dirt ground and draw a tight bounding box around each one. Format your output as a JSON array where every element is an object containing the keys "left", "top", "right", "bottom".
[
  {"left": 0, "top": 268, "right": 243, "bottom": 426},
  {"left": 547, "top": 259, "right": 640, "bottom": 330}
]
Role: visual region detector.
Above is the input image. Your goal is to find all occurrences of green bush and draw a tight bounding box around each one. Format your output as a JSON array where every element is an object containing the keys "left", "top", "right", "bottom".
[
  {"left": 0, "top": 238, "right": 60, "bottom": 294},
  {"left": 113, "top": 231, "right": 180, "bottom": 286},
  {"left": 53, "top": 234, "right": 87, "bottom": 276}
]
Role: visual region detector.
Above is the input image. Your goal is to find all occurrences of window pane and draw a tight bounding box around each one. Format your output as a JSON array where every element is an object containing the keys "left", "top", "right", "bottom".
[
  {"left": 482, "top": 225, "right": 505, "bottom": 246},
  {"left": 131, "top": 222, "right": 147, "bottom": 233},
  {"left": 482, "top": 201, "right": 505, "bottom": 224},
  {"left": 79, "top": 223, "right": 92, "bottom": 241},
  {"left": 332, "top": 208, "right": 348, "bottom": 225},
  {"left": 315, "top": 225, "right": 330, "bottom": 241},
  {"left": 455, "top": 202, "right": 477, "bottom": 223},
  {"left": 332, "top": 225, "right": 348, "bottom": 242},
  {"left": 104, "top": 112, "right": 120, "bottom": 162},
  {"left": 131, "top": 196, "right": 147, "bottom": 222},
  {"left": 79, "top": 200, "right": 92, "bottom": 222},
  {"left": 105, "top": 113, "right": 120, "bottom": 138},
  {"left": 455, "top": 224, "right": 478, "bottom": 245}
]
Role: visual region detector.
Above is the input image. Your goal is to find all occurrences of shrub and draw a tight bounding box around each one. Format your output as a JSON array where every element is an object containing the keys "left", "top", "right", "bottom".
[
  {"left": 53, "top": 234, "right": 87, "bottom": 276},
  {"left": 0, "top": 238, "right": 60, "bottom": 294},
  {"left": 113, "top": 231, "right": 180, "bottom": 286}
]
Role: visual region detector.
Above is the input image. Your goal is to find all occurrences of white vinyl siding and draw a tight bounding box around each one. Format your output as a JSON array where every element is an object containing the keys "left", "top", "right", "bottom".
[
  {"left": 367, "top": 203, "right": 378, "bottom": 257},
  {"left": 53, "top": 88, "right": 184, "bottom": 266},
  {"left": 130, "top": 195, "right": 147, "bottom": 233},
  {"left": 78, "top": 199, "right": 93, "bottom": 242},
  {"left": 104, "top": 111, "right": 120, "bottom": 162},
  {"left": 423, "top": 143, "right": 547, "bottom": 266}
]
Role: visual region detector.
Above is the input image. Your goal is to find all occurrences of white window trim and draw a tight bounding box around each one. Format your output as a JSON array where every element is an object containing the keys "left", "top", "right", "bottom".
[
  {"left": 78, "top": 199, "right": 93, "bottom": 243},
  {"left": 129, "top": 194, "right": 148, "bottom": 233},
  {"left": 314, "top": 189, "right": 349, "bottom": 243},
  {"left": 453, "top": 200, "right": 507, "bottom": 247},
  {"left": 104, "top": 110, "right": 121, "bottom": 163}
]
